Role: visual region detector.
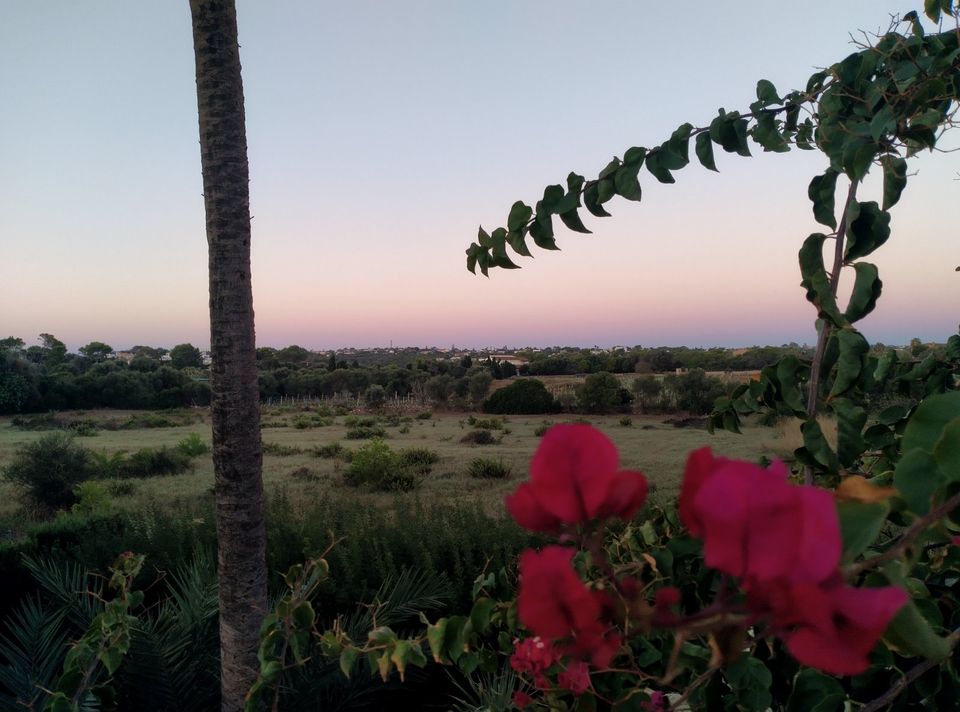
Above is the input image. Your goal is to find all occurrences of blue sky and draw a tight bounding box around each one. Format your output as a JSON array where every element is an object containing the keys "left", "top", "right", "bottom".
[{"left": 1, "top": 1, "right": 956, "bottom": 350}]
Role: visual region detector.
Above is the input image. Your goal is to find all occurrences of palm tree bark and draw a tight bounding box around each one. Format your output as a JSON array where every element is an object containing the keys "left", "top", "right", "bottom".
[{"left": 188, "top": 1, "right": 267, "bottom": 709}]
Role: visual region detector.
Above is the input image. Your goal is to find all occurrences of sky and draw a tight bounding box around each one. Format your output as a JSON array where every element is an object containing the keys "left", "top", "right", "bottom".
[{"left": 0, "top": 1, "right": 957, "bottom": 351}]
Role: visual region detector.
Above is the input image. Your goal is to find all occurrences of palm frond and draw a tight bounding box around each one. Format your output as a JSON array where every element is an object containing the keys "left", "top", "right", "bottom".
[
  {"left": 0, "top": 596, "right": 70, "bottom": 712},
  {"left": 20, "top": 555, "right": 103, "bottom": 630},
  {"left": 447, "top": 668, "right": 519, "bottom": 712}
]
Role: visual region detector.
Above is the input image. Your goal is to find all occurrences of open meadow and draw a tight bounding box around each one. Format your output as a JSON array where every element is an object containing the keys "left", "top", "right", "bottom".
[{"left": 0, "top": 405, "right": 789, "bottom": 524}]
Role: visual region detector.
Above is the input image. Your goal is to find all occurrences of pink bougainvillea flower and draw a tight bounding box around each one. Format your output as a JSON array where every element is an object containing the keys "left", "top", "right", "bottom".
[
  {"left": 557, "top": 660, "right": 591, "bottom": 695},
  {"left": 510, "top": 637, "right": 559, "bottom": 680},
  {"left": 680, "top": 450, "right": 841, "bottom": 585},
  {"left": 517, "top": 546, "right": 622, "bottom": 667},
  {"left": 512, "top": 690, "right": 533, "bottom": 709},
  {"left": 506, "top": 424, "right": 648, "bottom": 533},
  {"left": 748, "top": 576, "right": 908, "bottom": 676},
  {"left": 642, "top": 691, "right": 670, "bottom": 711}
]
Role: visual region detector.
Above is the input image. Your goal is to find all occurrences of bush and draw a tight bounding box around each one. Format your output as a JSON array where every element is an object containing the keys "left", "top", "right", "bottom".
[
  {"left": 534, "top": 424, "right": 550, "bottom": 437},
  {"left": 364, "top": 384, "right": 387, "bottom": 409},
  {"left": 291, "top": 414, "right": 334, "bottom": 429},
  {"left": 3, "top": 433, "right": 96, "bottom": 511},
  {"left": 343, "top": 415, "right": 377, "bottom": 427},
  {"left": 345, "top": 425, "right": 387, "bottom": 440},
  {"left": 176, "top": 432, "right": 210, "bottom": 457},
  {"left": 344, "top": 440, "right": 418, "bottom": 492},
  {"left": 398, "top": 447, "right": 441, "bottom": 474},
  {"left": 466, "top": 416, "right": 505, "bottom": 430},
  {"left": 263, "top": 442, "right": 304, "bottom": 457},
  {"left": 313, "top": 442, "right": 349, "bottom": 460},
  {"left": 576, "top": 372, "right": 629, "bottom": 414},
  {"left": 466, "top": 457, "right": 512, "bottom": 479},
  {"left": 460, "top": 430, "right": 497, "bottom": 445},
  {"left": 106, "top": 480, "right": 137, "bottom": 497},
  {"left": 483, "top": 379, "right": 557, "bottom": 414},
  {"left": 619, "top": 416, "right": 633, "bottom": 427},
  {"left": 415, "top": 411, "right": 433, "bottom": 420},
  {"left": 119, "top": 447, "right": 192, "bottom": 478},
  {"left": 71, "top": 481, "right": 113, "bottom": 515}
]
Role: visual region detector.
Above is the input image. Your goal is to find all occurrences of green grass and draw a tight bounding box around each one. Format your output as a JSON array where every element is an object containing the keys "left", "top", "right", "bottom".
[{"left": 0, "top": 407, "right": 782, "bottom": 522}]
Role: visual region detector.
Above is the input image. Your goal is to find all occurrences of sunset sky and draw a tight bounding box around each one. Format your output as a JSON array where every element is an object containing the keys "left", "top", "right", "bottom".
[{"left": 1, "top": 1, "right": 957, "bottom": 351}]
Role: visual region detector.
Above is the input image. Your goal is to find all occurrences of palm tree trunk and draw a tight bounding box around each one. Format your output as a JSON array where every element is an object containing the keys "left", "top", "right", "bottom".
[{"left": 188, "top": 1, "right": 267, "bottom": 709}]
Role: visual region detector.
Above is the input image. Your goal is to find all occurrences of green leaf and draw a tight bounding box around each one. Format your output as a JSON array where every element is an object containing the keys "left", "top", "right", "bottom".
[
  {"left": 426, "top": 618, "right": 447, "bottom": 663},
  {"left": 894, "top": 449, "right": 945, "bottom": 515},
  {"left": 339, "top": 647, "right": 359, "bottom": 677},
  {"left": 844, "top": 262, "right": 882, "bottom": 322},
  {"left": 801, "top": 418, "right": 840, "bottom": 472},
  {"left": 874, "top": 348, "right": 898, "bottom": 382},
  {"left": 837, "top": 500, "right": 889, "bottom": 563},
  {"left": 529, "top": 217, "right": 558, "bottom": 250},
  {"left": 798, "top": 233, "right": 843, "bottom": 325},
  {"left": 925, "top": 0, "right": 943, "bottom": 23},
  {"left": 469, "top": 597, "right": 496, "bottom": 634},
  {"left": 808, "top": 170, "right": 839, "bottom": 229},
  {"left": 844, "top": 201, "right": 891, "bottom": 262},
  {"left": 559, "top": 208, "right": 591, "bottom": 234},
  {"left": 597, "top": 178, "right": 616, "bottom": 203},
  {"left": 756, "top": 79, "right": 780, "bottom": 105},
  {"left": 695, "top": 132, "right": 718, "bottom": 171},
  {"left": 902, "top": 391, "right": 960, "bottom": 453},
  {"left": 725, "top": 655, "right": 773, "bottom": 712},
  {"left": 101, "top": 645, "right": 124, "bottom": 676},
  {"left": 932, "top": 416, "right": 960, "bottom": 482},
  {"left": 507, "top": 201, "right": 532, "bottom": 232},
  {"left": 880, "top": 162, "right": 909, "bottom": 210},
  {"left": 598, "top": 158, "right": 621, "bottom": 180},
  {"left": 776, "top": 355, "right": 807, "bottom": 415},
  {"left": 614, "top": 165, "right": 642, "bottom": 202},
  {"left": 885, "top": 600, "right": 952, "bottom": 660},
  {"left": 829, "top": 329, "right": 869, "bottom": 397},
  {"left": 832, "top": 397, "right": 867, "bottom": 467},
  {"left": 787, "top": 669, "right": 846, "bottom": 712},
  {"left": 291, "top": 600, "right": 315, "bottom": 630},
  {"left": 583, "top": 182, "right": 612, "bottom": 218},
  {"left": 659, "top": 123, "right": 693, "bottom": 170},
  {"left": 644, "top": 151, "right": 675, "bottom": 183}
]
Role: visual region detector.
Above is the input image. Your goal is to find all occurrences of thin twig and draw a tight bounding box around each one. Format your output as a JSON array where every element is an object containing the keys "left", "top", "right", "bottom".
[
  {"left": 848, "top": 490, "right": 960, "bottom": 576},
  {"left": 860, "top": 627, "right": 960, "bottom": 712},
  {"left": 803, "top": 178, "right": 860, "bottom": 485}
]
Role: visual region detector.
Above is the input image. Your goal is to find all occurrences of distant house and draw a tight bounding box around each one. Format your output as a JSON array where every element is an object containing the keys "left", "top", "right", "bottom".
[
  {"left": 491, "top": 354, "right": 530, "bottom": 368},
  {"left": 201, "top": 351, "right": 213, "bottom": 366},
  {"left": 115, "top": 351, "right": 135, "bottom": 363}
]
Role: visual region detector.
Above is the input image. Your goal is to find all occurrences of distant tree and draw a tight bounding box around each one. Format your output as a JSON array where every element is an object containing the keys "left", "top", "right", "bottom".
[
  {"left": 364, "top": 384, "right": 387, "bottom": 410},
  {"left": 501, "top": 361, "right": 518, "bottom": 378},
  {"left": 327, "top": 351, "right": 337, "bottom": 371},
  {"left": 483, "top": 378, "right": 557, "bottom": 414},
  {"left": 277, "top": 344, "right": 311, "bottom": 366},
  {"left": 130, "top": 345, "right": 168, "bottom": 360},
  {"left": 460, "top": 355, "right": 473, "bottom": 370},
  {"left": 425, "top": 374, "right": 453, "bottom": 407},
  {"left": 0, "top": 337, "right": 25, "bottom": 352},
  {"left": 632, "top": 375, "right": 662, "bottom": 413},
  {"left": 468, "top": 371, "right": 493, "bottom": 406},
  {"left": 79, "top": 341, "right": 114, "bottom": 362},
  {"left": 576, "top": 372, "right": 623, "bottom": 413},
  {"left": 37, "top": 333, "right": 67, "bottom": 367},
  {"left": 169, "top": 343, "right": 204, "bottom": 369},
  {"left": 669, "top": 369, "right": 728, "bottom": 415}
]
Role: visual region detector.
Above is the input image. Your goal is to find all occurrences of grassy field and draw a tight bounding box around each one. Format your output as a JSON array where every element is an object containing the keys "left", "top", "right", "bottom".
[{"left": 0, "top": 406, "right": 790, "bottom": 523}]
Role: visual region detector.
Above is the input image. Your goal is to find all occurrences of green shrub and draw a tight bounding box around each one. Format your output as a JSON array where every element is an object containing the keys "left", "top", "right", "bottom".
[
  {"left": 460, "top": 429, "right": 497, "bottom": 445},
  {"left": 344, "top": 440, "right": 418, "bottom": 492},
  {"left": 263, "top": 441, "right": 304, "bottom": 456},
  {"left": 119, "top": 447, "right": 192, "bottom": 478},
  {"left": 619, "top": 416, "right": 633, "bottom": 427},
  {"left": 3, "top": 433, "right": 95, "bottom": 511},
  {"left": 398, "top": 425, "right": 411, "bottom": 434},
  {"left": 380, "top": 414, "right": 402, "bottom": 427},
  {"left": 313, "top": 442, "right": 349, "bottom": 460},
  {"left": 398, "top": 447, "right": 441, "bottom": 474},
  {"left": 466, "top": 416, "right": 505, "bottom": 430},
  {"left": 106, "top": 480, "right": 137, "bottom": 497},
  {"left": 343, "top": 415, "right": 377, "bottom": 427},
  {"left": 415, "top": 411, "right": 432, "bottom": 420},
  {"left": 483, "top": 379, "right": 557, "bottom": 414},
  {"left": 466, "top": 458, "right": 512, "bottom": 480},
  {"left": 345, "top": 425, "right": 387, "bottom": 440},
  {"left": 71, "top": 481, "right": 114, "bottom": 515},
  {"left": 534, "top": 424, "right": 550, "bottom": 437},
  {"left": 291, "top": 414, "right": 334, "bottom": 429},
  {"left": 176, "top": 432, "right": 210, "bottom": 457}
]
